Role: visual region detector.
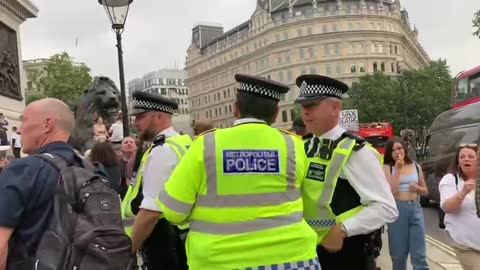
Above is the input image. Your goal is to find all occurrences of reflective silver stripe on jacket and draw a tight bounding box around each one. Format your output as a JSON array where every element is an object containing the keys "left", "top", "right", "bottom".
[
  {"left": 123, "top": 218, "right": 134, "bottom": 227},
  {"left": 165, "top": 139, "right": 187, "bottom": 157},
  {"left": 196, "top": 131, "right": 299, "bottom": 208},
  {"left": 190, "top": 211, "right": 303, "bottom": 235},
  {"left": 189, "top": 131, "right": 303, "bottom": 234},
  {"left": 316, "top": 138, "right": 356, "bottom": 223},
  {"left": 158, "top": 188, "right": 193, "bottom": 215}
]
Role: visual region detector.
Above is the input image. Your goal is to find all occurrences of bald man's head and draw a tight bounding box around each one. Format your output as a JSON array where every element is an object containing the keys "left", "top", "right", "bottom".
[
  {"left": 28, "top": 98, "right": 75, "bottom": 133},
  {"left": 20, "top": 98, "right": 75, "bottom": 154}
]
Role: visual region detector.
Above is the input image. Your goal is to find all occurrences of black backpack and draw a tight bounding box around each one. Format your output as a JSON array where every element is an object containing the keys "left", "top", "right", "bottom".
[{"left": 31, "top": 153, "right": 132, "bottom": 270}]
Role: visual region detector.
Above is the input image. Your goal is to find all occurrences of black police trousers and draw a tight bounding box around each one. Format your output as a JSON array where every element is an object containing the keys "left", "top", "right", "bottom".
[
  {"left": 317, "top": 234, "right": 376, "bottom": 270},
  {"left": 141, "top": 219, "right": 188, "bottom": 270}
]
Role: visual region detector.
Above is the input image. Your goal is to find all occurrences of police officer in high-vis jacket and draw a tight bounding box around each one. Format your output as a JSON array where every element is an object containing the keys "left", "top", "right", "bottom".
[
  {"left": 295, "top": 75, "right": 398, "bottom": 270},
  {"left": 122, "top": 91, "right": 192, "bottom": 269},
  {"left": 157, "top": 74, "right": 321, "bottom": 270}
]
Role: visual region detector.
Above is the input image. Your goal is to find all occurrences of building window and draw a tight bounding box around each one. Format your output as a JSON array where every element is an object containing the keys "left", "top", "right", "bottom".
[
  {"left": 323, "top": 25, "right": 328, "bottom": 33},
  {"left": 371, "top": 44, "right": 376, "bottom": 53},
  {"left": 223, "top": 90, "right": 227, "bottom": 98},
  {"left": 349, "top": 44, "right": 354, "bottom": 54},
  {"left": 359, "top": 63, "right": 366, "bottom": 73},
  {"left": 373, "top": 62, "right": 378, "bottom": 72},
  {"left": 290, "top": 109, "right": 296, "bottom": 121},
  {"left": 336, "top": 64, "right": 344, "bottom": 74},
  {"left": 332, "top": 24, "right": 338, "bottom": 32},
  {"left": 325, "top": 45, "right": 330, "bottom": 56},
  {"left": 378, "top": 44, "right": 384, "bottom": 54},
  {"left": 309, "top": 47, "right": 314, "bottom": 57},
  {"left": 311, "top": 66, "right": 317, "bottom": 74},
  {"left": 391, "top": 62, "right": 396, "bottom": 73},
  {"left": 351, "top": 64, "right": 356, "bottom": 73},
  {"left": 297, "top": 28, "right": 303, "bottom": 37},
  {"left": 287, "top": 70, "right": 293, "bottom": 81},
  {"left": 381, "top": 62, "right": 386, "bottom": 72},
  {"left": 279, "top": 71, "right": 284, "bottom": 82},
  {"left": 282, "top": 111, "right": 288, "bottom": 122},
  {"left": 299, "top": 48, "right": 305, "bottom": 59},
  {"left": 394, "top": 45, "right": 398, "bottom": 54},
  {"left": 334, "top": 44, "right": 340, "bottom": 55},
  {"left": 307, "top": 27, "right": 313, "bottom": 35},
  {"left": 224, "top": 106, "right": 228, "bottom": 114},
  {"left": 229, "top": 104, "right": 232, "bottom": 113},
  {"left": 357, "top": 43, "right": 364, "bottom": 54},
  {"left": 326, "top": 64, "right": 332, "bottom": 75}
]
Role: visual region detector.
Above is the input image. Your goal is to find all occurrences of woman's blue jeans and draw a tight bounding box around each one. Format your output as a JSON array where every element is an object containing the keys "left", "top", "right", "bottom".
[{"left": 388, "top": 200, "right": 429, "bottom": 270}]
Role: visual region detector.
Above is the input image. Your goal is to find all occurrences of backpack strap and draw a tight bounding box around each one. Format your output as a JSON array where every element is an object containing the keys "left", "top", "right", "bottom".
[
  {"left": 34, "top": 153, "right": 70, "bottom": 172},
  {"left": 455, "top": 174, "right": 459, "bottom": 191}
]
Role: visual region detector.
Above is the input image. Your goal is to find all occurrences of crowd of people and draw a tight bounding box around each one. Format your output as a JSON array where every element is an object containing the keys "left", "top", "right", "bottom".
[{"left": 0, "top": 72, "right": 478, "bottom": 270}]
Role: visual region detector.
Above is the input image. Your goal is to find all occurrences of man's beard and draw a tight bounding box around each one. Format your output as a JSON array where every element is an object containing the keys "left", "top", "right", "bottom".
[{"left": 139, "top": 128, "right": 157, "bottom": 141}]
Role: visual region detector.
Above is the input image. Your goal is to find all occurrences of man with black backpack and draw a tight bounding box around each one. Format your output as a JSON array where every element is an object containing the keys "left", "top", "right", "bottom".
[{"left": 0, "top": 98, "right": 131, "bottom": 270}]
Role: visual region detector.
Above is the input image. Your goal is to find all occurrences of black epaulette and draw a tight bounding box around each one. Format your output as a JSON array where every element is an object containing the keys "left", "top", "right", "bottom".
[
  {"left": 152, "top": 134, "right": 166, "bottom": 148},
  {"left": 334, "top": 131, "right": 366, "bottom": 152}
]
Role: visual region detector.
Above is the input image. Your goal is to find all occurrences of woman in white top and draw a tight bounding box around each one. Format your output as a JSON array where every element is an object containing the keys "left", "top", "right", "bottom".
[{"left": 439, "top": 144, "right": 480, "bottom": 270}]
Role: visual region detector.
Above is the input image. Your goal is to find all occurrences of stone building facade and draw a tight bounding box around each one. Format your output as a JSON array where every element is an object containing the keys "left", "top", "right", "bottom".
[
  {"left": 127, "top": 69, "right": 193, "bottom": 135},
  {"left": 185, "top": 0, "right": 430, "bottom": 129},
  {"left": 0, "top": 0, "right": 38, "bottom": 128}
]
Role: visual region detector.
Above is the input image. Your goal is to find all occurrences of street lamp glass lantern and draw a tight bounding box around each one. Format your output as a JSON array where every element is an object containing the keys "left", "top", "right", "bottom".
[{"left": 98, "top": 0, "right": 133, "bottom": 30}]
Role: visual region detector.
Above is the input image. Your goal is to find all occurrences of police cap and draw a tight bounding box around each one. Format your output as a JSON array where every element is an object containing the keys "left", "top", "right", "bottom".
[
  {"left": 295, "top": 75, "right": 349, "bottom": 104},
  {"left": 129, "top": 91, "right": 178, "bottom": 115},
  {"left": 235, "top": 73, "right": 289, "bottom": 101}
]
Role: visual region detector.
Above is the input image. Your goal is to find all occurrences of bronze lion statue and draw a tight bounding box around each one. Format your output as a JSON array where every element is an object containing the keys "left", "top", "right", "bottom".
[{"left": 69, "top": 76, "right": 121, "bottom": 153}]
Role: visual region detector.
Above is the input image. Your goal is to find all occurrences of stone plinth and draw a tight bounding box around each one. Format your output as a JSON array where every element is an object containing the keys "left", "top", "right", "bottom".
[{"left": 0, "top": 0, "right": 38, "bottom": 127}]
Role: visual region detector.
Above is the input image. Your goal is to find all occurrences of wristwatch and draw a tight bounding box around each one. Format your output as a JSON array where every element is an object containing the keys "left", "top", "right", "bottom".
[{"left": 340, "top": 224, "right": 348, "bottom": 237}]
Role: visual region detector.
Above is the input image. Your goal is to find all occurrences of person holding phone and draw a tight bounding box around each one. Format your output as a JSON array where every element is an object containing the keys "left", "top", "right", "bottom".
[
  {"left": 383, "top": 137, "right": 429, "bottom": 270},
  {"left": 439, "top": 144, "right": 480, "bottom": 270}
]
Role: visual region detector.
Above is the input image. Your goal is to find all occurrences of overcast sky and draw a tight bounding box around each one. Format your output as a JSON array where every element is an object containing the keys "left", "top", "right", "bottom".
[{"left": 20, "top": 0, "right": 480, "bottom": 85}]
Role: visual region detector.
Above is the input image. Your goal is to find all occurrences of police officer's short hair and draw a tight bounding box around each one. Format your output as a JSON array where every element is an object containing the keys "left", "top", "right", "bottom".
[{"left": 236, "top": 92, "right": 278, "bottom": 124}]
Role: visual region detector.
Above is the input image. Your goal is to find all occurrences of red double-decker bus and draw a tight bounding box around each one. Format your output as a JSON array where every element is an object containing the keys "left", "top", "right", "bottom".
[
  {"left": 452, "top": 65, "right": 480, "bottom": 109},
  {"left": 357, "top": 122, "right": 394, "bottom": 155}
]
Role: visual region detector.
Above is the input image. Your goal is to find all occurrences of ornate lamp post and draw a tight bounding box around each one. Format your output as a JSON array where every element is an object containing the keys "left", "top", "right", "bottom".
[{"left": 98, "top": 0, "right": 133, "bottom": 137}]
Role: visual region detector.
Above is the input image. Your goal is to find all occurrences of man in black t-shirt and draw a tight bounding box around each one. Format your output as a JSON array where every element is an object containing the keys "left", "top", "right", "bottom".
[{"left": 0, "top": 98, "right": 78, "bottom": 269}]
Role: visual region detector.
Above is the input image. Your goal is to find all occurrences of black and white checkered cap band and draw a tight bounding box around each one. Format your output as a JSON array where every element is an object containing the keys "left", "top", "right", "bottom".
[
  {"left": 133, "top": 99, "right": 175, "bottom": 114},
  {"left": 238, "top": 82, "right": 281, "bottom": 100},
  {"left": 299, "top": 81, "right": 342, "bottom": 98}
]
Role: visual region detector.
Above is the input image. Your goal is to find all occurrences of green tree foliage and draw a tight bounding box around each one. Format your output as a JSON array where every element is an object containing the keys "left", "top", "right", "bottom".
[
  {"left": 473, "top": 10, "right": 480, "bottom": 38},
  {"left": 349, "top": 60, "right": 452, "bottom": 130},
  {"left": 28, "top": 52, "right": 92, "bottom": 105}
]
